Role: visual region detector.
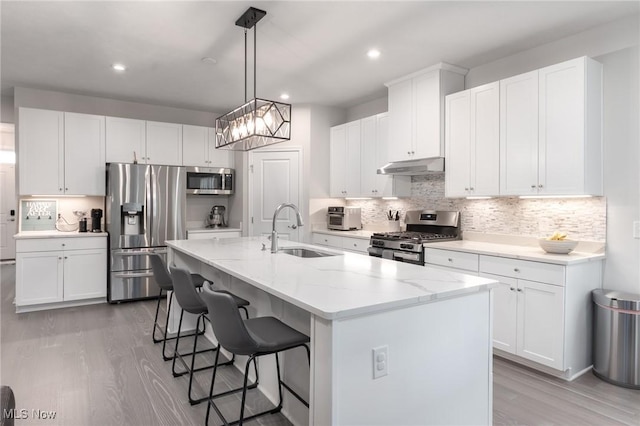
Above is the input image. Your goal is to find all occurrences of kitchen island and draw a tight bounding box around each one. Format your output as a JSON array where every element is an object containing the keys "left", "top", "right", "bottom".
[{"left": 167, "top": 237, "right": 498, "bottom": 425}]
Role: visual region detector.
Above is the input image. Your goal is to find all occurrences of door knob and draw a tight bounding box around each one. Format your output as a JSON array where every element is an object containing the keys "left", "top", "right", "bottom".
[{"left": 288, "top": 224, "right": 298, "bottom": 229}]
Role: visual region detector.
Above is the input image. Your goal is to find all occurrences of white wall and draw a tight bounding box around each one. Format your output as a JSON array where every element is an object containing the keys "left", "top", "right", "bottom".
[
  {"left": 1, "top": 96, "right": 15, "bottom": 123},
  {"left": 345, "top": 96, "right": 387, "bottom": 122},
  {"left": 13, "top": 87, "right": 219, "bottom": 126}
]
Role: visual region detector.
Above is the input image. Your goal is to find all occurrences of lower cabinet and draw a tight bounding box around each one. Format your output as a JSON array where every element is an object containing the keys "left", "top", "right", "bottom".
[
  {"left": 311, "top": 233, "right": 369, "bottom": 254},
  {"left": 16, "top": 237, "right": 107, "bottom": 311},
  {"left": 425, "top": 247, "right": 602, "bottom": 379}
]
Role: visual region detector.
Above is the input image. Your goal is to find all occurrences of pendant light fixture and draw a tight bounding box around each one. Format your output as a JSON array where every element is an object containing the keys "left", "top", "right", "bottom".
[{"left": 215, "top": 7, "right": 291, "bottom": 151}]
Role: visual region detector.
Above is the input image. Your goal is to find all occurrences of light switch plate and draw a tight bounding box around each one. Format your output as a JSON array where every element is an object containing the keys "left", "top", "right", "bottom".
[{"left": 633, "top": 221, "right": 640, "bottom": 239}]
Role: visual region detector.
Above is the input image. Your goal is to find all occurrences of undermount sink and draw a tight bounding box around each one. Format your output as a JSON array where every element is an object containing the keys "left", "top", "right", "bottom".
[{"left": 279, "top": 247, "right": 339, "bottom": 258}]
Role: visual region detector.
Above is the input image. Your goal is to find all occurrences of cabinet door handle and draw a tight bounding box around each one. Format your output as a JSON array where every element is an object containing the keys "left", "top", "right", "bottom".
[
  {"left": 469, "top": 187, "right": 474, "bottom": 191},
  {"left": 59, "top": 188, "right": 63, "bottom": 191},
  {"left": 61, "top": 243, "right": 65, "bottom": 247},
  {"left": 538, "top": 184, "right": 543, "bottom": 188},
  {"left": 531, "top": 185, "right": 536, "bottom": 189},
  {"left": 58, "top": 257, "right": 62, "bottom": 260},
  {"left": 448, "top": 258, "right": 453, "bottom": 262},
  {"left": 517, "top": 288, "right": 523, "bottom": 292},
  {"left": 407, "top": 151, "right": 411, "bottom": 155},
  {"left": 353, "top": 243, "right": 357, "bottom": 247},
  {"left": 65, "top": 187, "right": 68, "bottom": 191},
  {"left": 464, "top": 187, "right": 469, "bottom": 191},
  {"left": 509, "top": 287, "right": 516, "bottom": 291},
  {"left": 64, "top": 256, "right": 68, "bottom": 259},
  {"left": 514, "top": 268, "right": 520, "bottom": 273}
]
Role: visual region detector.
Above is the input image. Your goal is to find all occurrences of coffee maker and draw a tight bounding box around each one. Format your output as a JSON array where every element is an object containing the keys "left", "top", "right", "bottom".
[
  {"left": 91, "top": 208, "right": 103, "bottom": 232},
  {"left": 207, "top": 205, "right": 227, "bottom": 228}
]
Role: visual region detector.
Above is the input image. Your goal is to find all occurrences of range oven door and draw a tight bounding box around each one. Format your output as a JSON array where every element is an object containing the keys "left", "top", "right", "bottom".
[{"left": 368, "top": 247, "right": 423, "bottom": 265}]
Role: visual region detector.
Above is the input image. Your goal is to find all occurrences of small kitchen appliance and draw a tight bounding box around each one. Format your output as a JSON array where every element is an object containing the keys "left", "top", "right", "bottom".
[
  {"left": 207, "top": 205, "right": 227, "bottom": 228},
  {"left": 90, "top": 209, "right": 103, "bottom": 232},
  {"left": 327, "top": 206, "right": 361, "bottom": 231},
  {"left": 186, "top": 166, "right": 234, "bottom": 195},
  {"left": 368, "top": 210, "right": 460, "bottom": 265},
  {"left": 78, "top": 218, "right": 87, "bottom": 233}
]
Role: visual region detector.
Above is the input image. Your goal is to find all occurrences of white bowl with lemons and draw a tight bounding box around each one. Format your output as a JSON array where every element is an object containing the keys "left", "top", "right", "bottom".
[{"left": 539, "top": 232, "right": 578, "bottom": 254}]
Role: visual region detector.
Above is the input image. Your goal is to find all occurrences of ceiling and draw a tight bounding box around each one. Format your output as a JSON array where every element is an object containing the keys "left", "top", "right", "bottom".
[{"left": 2, "top": 1, "right": 638, "bottom": 114}]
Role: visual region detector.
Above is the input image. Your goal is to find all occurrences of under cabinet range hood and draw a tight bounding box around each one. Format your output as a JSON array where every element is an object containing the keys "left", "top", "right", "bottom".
[{"left": 377, "top": 157, "right": 445, "bottom": 175}]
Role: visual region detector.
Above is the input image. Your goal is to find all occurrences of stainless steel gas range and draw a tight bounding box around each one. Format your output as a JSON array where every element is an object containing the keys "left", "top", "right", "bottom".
[{"left": 368, "top": 210, "right": 460, "bottom": 265}]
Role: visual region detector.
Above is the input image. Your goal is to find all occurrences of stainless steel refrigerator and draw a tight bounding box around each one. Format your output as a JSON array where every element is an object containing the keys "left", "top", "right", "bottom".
[{"left": 106, "top": 163, "right": 186, "bottom": 303}]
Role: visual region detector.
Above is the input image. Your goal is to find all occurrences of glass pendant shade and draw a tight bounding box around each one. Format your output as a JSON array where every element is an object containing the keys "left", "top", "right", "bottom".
[{"left": 215, "top": 97, "right": 291, "bottom": 151}]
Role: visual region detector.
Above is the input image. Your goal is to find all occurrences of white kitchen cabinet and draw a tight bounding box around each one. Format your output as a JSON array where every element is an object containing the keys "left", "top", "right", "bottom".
[
  {"left": 146, "top": 121, "right": 183, "bottom": 166},
  {"left": 182, "top": 125, "right": 234, "bottom": 168},
  {"left": 16, "top": 250, "right": 63, "bottom": 305},
  {"left": 106, "top": 118, "right": 183, "bottom": 166},
  {"left": 330, "top": 121, "right": 361, "bottom": 197},
  {"left": 425, "top": 245, "right": 602, "bottom": 379},
  {"left": 445, "top": 82, "right": 499, "bottom": 198},
  {"left": 64, "top": 112, "right": 106, "bottom": 195},
  {"left": 360, "top": 114, "right": 411, "bottom": 198},
  {"left": 18, "top": 108, "right": 63, "bottom": 195},
  {"left": 106, "top": 116, "right": 146, "bottom": 164},
  {"left": 480, "top": 271, "right": 564, "bottom": 369},
  {"left": 500, "top": 57, "right": 603, "bottom": 196},
  {"left": 15, "top": 236, "right": 107, "bottom": 312},
  {"left": 18, "top": 108, "right": 105, "bottom": 196},
  {"left": 312, "top": 233, "right": 369, "bottom": 254},
  {"left": 386, "top": 64, "right": 466, "bottom": 163}
]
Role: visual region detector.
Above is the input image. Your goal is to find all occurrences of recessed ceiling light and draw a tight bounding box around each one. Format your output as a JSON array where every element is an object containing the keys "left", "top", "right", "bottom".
[
  {"left": 112, "top": 63, "right": 126, "bottom": 72},
  {"left": 280, "top": 93, "right": 290, "bottom": 100},
  {"left": 201, "top": 57, "right": 218, "bottom": 65},
  {"left": 367, "top": 49, "right": 381, "bottom": 59}
]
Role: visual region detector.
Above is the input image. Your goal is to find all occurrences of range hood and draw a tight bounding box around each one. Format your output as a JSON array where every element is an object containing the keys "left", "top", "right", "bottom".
[{"left": 377, "top": 157, "right": 445, "bottom": 175}]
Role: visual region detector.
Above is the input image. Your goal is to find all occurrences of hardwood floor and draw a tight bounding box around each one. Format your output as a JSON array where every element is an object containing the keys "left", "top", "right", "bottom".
[{"left": 1, "top": 264, "right": 638, "bottom": 425}]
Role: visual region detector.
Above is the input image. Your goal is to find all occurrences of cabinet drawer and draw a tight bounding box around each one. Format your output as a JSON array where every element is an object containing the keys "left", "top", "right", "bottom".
[
  {"left": 342, "top": 237, "right": 369, "bottom": 253},
  {"left": 425, "top": 248, "right": 479, "bottom": 272},
  {"left": 312, "top": 233, "right": 342, "bottom": 249},
  {"left": 17, "top": 237, "right": 107, "bottom": 253},
  {"left": 479, "top": 255, "right": 565, "bottom": 286}
]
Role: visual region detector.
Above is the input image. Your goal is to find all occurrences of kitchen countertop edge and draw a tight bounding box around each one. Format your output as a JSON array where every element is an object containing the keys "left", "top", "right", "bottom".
[
  {"left": 14, "top": 231, "right": 109, "bottom": 239},
  {"left": 426, "top": 240, "right": 605, "bottom": 265}
]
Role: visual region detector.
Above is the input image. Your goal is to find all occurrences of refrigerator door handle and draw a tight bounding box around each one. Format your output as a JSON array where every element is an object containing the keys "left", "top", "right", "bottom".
[{"left": 113, "top": 271, "right": 155, "bottom": 279}]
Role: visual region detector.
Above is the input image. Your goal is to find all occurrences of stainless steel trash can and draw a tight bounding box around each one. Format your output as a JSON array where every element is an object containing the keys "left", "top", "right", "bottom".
[{"left": 592, "top": 289, "right": 640, "bottom": 389}]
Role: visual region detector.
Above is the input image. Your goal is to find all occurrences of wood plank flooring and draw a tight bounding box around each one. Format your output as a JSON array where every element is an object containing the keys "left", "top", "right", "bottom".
[{"left": 1, "top": 264, "right": 638, "bottom": 425}]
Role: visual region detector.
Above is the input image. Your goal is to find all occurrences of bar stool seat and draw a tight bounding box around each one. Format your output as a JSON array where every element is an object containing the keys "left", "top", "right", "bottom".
[
  {"left": 201, "top": 282, "right": 310, "bottom": 426},
  {"left": 169, "top": 266, "right": 252, "bottom": 406},
  {"left": 149, "top": 254, "right": 208, "bottom": 361}
]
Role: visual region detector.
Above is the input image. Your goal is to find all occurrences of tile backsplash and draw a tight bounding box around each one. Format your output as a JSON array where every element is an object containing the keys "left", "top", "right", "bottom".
[{"left": 346, "top": 174, "right": 606, "bottom": 241}]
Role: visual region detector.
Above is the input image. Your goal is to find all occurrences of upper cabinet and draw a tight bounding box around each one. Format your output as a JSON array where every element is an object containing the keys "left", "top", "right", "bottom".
[
  {"left": 330, "top": 121, "right": 361, "bottom": 197},
  {"left": 182, "top": 125, "right": 234, "bottom": 168},
  {"left": 19, "top": 108, "right": 105, "bottom": 196},
  {"left": 386, "top": 63, "right": 466, "bottom": 163},
  {"left": 445, "top": 82, "right": 500, "bottom": 197},
  {"left": 500, "top": 57, "right": 603, "bottom": 196},
  {"left": 360, "top": 114, "right": 411, "bottom": 198},
  {"left": 105, "top": 117, "right": 146, "bottom": 164},
  {"left": 146, "top": 121, "right": 183, "bottom": 166},
  {"left": 106, "top": 118, "right": 183, "bottom": 166}
]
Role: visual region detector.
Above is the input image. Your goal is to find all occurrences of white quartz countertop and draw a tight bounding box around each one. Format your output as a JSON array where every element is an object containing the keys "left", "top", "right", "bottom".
[
  {"left": 187, "top": 227, "right": 242, "bottom": 234},
  {"left": 166, "top": 237, "right": 497, "bottom": 320},
  {"left": 14, "top": 230, "right": 108, "bottom": 239},
  {"left": 311, "top": 228, "right": 374, "bottom": 240},
  {"left": 426, "top": 240, "right": 605, "bottom": 265}
]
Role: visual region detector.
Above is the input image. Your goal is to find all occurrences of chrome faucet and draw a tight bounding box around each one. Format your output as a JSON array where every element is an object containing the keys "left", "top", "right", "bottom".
[{"left": 271, "top": 203, "right": 304, "bottom": 253}]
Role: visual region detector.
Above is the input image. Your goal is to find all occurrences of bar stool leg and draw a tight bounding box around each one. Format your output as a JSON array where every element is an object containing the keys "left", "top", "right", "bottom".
[{"left": 152, "top": 288, "right": 164, "bottom": 343}]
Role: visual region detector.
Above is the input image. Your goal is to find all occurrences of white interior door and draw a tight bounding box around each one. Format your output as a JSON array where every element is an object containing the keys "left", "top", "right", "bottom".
[
  {"left": 250, "top": 150, "right": 301, "bottom": 241},
  {"left": 1, "top": 124, "right": 17, "bottom": 260}
]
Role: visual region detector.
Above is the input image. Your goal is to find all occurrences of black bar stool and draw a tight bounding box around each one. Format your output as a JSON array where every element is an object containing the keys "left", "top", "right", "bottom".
[
  {"left": 169, "top": 266, "right": 252, "bottom": 405},
  {"left": 200, "top": 282, "right": 310, "bottom": 426},
  {"left": 149, "top": 253, "right": 208, "bottom": 361}
]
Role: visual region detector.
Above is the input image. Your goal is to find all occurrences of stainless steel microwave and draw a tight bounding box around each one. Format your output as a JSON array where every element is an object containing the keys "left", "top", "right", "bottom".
[{"left": 186, "top": 167, "right": 234, "bottom": 195}]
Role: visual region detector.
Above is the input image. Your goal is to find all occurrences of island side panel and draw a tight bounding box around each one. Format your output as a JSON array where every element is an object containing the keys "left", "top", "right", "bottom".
[{"left": 331, "top": 291, "right": 492, "bottom": 425}]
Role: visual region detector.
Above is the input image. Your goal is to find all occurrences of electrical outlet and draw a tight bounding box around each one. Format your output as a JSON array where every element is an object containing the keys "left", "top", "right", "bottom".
[
  {"left": 372, "top": 345, "right": 388, "bottom": 379},
  {"left": 633, "top": 221, "right": 640, "bottom": 239}
]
